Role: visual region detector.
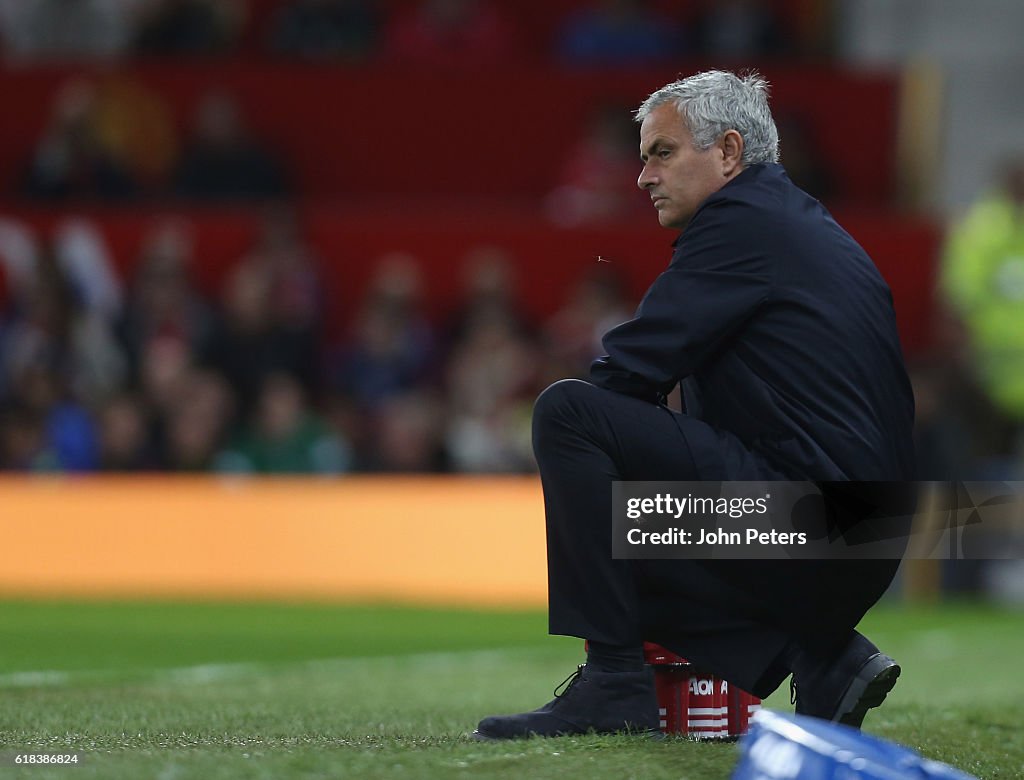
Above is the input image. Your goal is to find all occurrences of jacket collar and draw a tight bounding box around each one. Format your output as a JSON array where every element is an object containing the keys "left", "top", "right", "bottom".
[{"left": 671, "top": 163, "right": 786, "bottom": 246}]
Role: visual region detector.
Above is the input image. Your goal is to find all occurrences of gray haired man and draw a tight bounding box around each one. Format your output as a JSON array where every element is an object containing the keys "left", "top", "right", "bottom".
[{"left": 473, "top": 70, "right": 913, "bottom": 740}]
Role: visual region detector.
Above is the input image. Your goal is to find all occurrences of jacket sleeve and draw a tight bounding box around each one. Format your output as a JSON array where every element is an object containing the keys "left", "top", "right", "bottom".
[{"left": 590, "top": 199, "right": 774, "bottom": 402}]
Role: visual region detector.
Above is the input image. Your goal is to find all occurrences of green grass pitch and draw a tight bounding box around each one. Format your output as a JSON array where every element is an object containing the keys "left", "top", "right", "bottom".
[{"left": 0, "top": 600, "right": 1021, "bottom": 779}]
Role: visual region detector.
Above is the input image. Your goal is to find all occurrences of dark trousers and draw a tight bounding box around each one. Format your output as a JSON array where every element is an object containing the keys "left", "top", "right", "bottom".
[{"left": 533, "top": 379, "right": 900, "bottom": 697}]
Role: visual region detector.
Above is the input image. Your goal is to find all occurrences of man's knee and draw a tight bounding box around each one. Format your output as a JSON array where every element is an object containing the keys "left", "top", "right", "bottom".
[
  {"left": 532, "top": 379, "right": 593, "bottom": 444},
  {"left": 534, "top": 378, "right": 590, "bottom": 414}
]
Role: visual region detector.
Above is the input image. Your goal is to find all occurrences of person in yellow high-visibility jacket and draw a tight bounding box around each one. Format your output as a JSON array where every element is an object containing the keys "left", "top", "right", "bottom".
[{"left": 943, "top": 160, "right": 1024, "bottom": 425}]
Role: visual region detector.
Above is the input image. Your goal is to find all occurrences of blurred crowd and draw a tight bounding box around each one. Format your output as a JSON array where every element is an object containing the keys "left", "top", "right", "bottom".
[
  {"left": 3, "top": 0, "right": 1022, "bottom": 491},
  {"left": 0, "top": 0, "right": 817, "bottom": 65},
  {"left": 0, "top": 0, "right": 825, "bottom": 475},
  {"left": 0, "top": 210, "right": 635, "bottom": 474},
  {"left": 1, "top": 0, "right": 836, "bottom": 212},
  {"left": 0, "top": 1, "right": 845, "bottom": 479}
]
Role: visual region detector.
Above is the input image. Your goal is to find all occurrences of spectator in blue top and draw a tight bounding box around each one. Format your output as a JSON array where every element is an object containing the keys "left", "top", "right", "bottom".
[{"left": 556, "top": 0, "right": 680, "bottom": 66}]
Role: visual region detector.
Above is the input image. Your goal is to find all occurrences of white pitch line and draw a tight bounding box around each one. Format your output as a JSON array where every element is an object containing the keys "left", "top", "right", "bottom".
[
  {"left": 0, "top": 661, "right": 279, "bottom": 689},
  {"left": 0, "top": 647, "right": 533, "bottom": 689},
  {"left": 0, "top": 670, "right": 76, "bottom": 687}
]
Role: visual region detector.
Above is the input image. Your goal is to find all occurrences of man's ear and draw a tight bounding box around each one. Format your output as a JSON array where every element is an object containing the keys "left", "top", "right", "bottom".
[{"left": 720, "top": 129, "right": 745, "bottom": 177}]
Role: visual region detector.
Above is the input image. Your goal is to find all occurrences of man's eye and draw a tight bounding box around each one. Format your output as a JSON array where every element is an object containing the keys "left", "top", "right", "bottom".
[{"left": 659, "top": 150, "right": 672, "bottom": 159}]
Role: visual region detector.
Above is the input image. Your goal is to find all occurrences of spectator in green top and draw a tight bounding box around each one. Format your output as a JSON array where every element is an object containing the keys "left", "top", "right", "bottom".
[{"left": 217, "top": 372, "right": 351, "bottom": 475}]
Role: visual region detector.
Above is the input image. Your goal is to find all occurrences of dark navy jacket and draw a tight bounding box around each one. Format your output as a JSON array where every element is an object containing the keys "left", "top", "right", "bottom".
[{"left": 590, "top": 164, "right": 915, "bottom": 481}]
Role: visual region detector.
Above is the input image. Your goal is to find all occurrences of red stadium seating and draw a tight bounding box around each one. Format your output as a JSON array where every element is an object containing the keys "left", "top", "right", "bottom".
[{"left": 0, "top": 63, "right": 897, "bottom": 204}]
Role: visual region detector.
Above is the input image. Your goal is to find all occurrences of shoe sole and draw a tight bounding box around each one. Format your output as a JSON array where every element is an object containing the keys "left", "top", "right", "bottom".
[
  {"left": 833, "top": 654, "right": 900, "bottom": 729},
  {"left": 469, "top": 727, "right": 664, "bottom": 742}
]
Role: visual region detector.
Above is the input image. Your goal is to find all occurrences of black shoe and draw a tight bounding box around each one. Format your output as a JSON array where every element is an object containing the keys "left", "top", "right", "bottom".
[
  {"left": 472, "top": 664, "right": 659, "bottom": 740},
  {"left": 790, "top": 632, "right": 900, "bottom": 729}
]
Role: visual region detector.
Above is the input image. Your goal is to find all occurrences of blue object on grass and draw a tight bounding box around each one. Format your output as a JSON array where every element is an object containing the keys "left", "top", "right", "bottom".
[{"left": 731, "top": 710, "right": 978, "bottom": 780}]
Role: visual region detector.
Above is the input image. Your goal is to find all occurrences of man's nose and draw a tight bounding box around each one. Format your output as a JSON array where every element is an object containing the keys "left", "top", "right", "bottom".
[{"left": 637, "top": 165, "right": 656, "bottom": 191}]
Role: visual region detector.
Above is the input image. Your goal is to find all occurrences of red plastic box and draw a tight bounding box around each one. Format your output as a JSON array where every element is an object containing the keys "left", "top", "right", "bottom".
[{"left": 644, "top": 642, "right": 761, "bottom": 739}]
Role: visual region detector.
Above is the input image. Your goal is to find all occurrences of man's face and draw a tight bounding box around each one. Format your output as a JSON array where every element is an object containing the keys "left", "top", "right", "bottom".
[{"left": 637, "top": 103, "right": 731, "bottom": 230}]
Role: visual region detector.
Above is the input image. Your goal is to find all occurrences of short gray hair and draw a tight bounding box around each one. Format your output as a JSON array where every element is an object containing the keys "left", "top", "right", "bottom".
[{"left": 635, "top": 70, "right": 780, "bottom": 166}]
